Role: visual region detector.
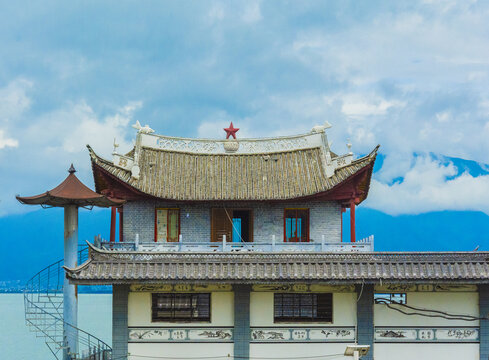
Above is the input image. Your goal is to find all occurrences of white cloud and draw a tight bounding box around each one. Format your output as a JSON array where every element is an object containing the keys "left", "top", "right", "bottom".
[
  {"left": 341, "top": 96, "right": 405, "bottom": 118},
  {"left": 0, "top": 129, "right": 18, "bottom": 149},
  {"left": 0, "top": 98, "right": 141, "bottom": 216},
  {"left": 366, "top": 155, "right": 489, "bottom": 215},
  {"left": 0, "top": 79, "right": 32, "bottom": 121},
  {"left": 242, "top": 1, "right": 262, "bottom": 23}
]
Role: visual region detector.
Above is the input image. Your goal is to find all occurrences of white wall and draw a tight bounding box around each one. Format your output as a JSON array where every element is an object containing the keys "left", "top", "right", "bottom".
[
  {"left": 374, "top": 292, "right": 479, "bottom": 326},
  {"left": 128, "top": 343, "right": 234, "bottom": 360},
  {"left": 250, "top": 292, "right": 356, "bottom": 327},
  {"left": 375, "top": 344, "right": 479, "bottom": 360},
  {"left": 251, "top": 343, "right": 354, "bottom": 359},
  {"left": 128, "top": 291, "right": 234, "bottom": 327}
]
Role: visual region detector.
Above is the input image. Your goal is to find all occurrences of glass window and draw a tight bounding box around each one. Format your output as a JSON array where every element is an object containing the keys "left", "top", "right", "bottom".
[
  {"left": 152, "top": 293, "right": 211, "bottom": 322},
  {"left": 284, "top": 209, "right": 309, "bottom": 242},
  {"left": 274, "top": 293, "right": 332, "bottom": 322},
  {"left": 374, "top": 293, "right": 407, "bottom": 304}
]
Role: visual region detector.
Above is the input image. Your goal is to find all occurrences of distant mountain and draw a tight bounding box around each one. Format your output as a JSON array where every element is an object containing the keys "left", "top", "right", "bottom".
[{"left": 0, "top": 208, "right": 112, "bottom": 282}]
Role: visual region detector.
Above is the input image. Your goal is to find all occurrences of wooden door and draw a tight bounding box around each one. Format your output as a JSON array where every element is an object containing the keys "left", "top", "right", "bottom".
[{"left": 211, "top": 208, "right": 232, "bottom": 242}]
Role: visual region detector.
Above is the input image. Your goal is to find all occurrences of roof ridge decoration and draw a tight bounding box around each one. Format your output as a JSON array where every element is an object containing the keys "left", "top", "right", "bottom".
[
  {"left": 110, "top": 121, "right": 353, "bottom": 180},
  {"left": 88, "top": 122, "right": 379, "bottom": 202}
]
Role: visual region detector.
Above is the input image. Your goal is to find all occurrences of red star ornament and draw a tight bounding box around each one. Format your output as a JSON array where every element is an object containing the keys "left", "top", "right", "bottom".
[{"left": 224, "top": 122, "right": 239, "bottom": 139}]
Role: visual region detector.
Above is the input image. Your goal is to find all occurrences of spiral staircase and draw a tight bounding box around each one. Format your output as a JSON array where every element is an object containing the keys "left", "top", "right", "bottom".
[{"left": 24, "top": 245, "right": 112, "bottom": 360}]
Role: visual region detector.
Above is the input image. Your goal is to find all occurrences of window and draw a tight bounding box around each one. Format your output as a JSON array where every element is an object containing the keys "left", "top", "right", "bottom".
[
  {"left": 155, "top": 208, "right": 180, "bottom": 242},
  {"left": 152, "top": 293, "right": 211, "bottom": 322},
  {"left": 374, "top": 293, "right": 407, "bottom": 304},
  {"left": 274, "top": 293, "right": 332, "bottom": 322},
  {"left": 284, "top": 209, "right": 309, "bottom": 242}
]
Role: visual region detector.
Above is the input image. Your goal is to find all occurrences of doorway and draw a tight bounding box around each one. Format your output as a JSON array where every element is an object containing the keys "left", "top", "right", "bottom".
[{"left": 211, "top": 208, "right": 253, "bottom": 242}]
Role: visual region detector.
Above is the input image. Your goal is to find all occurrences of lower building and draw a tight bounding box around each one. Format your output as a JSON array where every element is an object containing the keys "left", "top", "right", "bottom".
[{"left": 65, "top": 246, "right": 489, "bottom": 360}]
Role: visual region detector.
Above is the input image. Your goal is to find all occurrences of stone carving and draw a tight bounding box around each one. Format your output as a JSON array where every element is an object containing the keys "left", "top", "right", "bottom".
[
  {"left": 321, "top": 329, "right": 352, "bottom": 338},
  {"left": 447, "top": 329, "right": 476, "bottom": 339},
  {"left": 252, "top": 330, "right": 286, "bottom": 340},
  {"left": 129, "top": 329, "right": 168, "bottom": 340},
  {"left": 154, "top": 136, "right": 311, "bottom": 154},
  {"left": 198, "top": 330, "right": 232, "bottom": 339},
  {"left": 375, "top": 327, "right": 479, "bottom": 342},
  {"left": 378, "top": 330, "right": 406, "bottom": 338}
]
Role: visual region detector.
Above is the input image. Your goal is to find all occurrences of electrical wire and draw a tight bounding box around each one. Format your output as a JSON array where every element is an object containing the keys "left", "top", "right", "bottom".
[
  {"left": 111, "top": 353, "right": 345, "bottom": 360},
  {"left": 223, "top": 206, "right": 244, "bottom": 243},
  {"left": 377, "top": 299, "right": 487, "bottom": 321}
]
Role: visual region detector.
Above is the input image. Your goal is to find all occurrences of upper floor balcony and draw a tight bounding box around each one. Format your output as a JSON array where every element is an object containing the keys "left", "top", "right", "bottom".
[{"left": 96, "top": 235, "right": 374, "bottom": 253}]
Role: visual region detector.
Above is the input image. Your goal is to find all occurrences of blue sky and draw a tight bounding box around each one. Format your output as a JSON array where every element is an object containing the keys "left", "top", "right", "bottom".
[{"left": 1, "top": 1, "right": 489, "bottom": 274}]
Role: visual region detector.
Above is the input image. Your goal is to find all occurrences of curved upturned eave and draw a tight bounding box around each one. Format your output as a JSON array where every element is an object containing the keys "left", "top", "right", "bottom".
[{"left": 88, "top": 144, "right": 378, "bottom": 202}]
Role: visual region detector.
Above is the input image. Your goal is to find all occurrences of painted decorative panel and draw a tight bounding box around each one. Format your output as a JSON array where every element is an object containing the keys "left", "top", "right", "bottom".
[
  {"left": 250, "top": 327, "right": 355, "bottom": 343},
  {"left": 375, "top": 284, "right": 477, "bottom": 293},
  {"left": 128, "top": 327, "right": 233, "bottom": 343},
  {"left": 130, "top": 284, "right": 232, "bottom": 292},
  {"left": 375, "top": 327, "right": 479, "bottom": 343},
  {"left": 252, "top": 284, "right": 355, "bottom": 293}
]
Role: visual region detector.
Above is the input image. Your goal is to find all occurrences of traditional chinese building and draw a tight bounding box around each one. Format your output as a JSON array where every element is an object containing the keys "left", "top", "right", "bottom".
[{"left": 63, "top": 122, "right": 489, "bottom": 360}]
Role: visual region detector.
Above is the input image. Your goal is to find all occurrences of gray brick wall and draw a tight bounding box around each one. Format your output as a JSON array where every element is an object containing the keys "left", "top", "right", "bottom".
[
  {"left": 112, "top": 285, "right": 129, "bottom": 359},
  {"left": 480, "top": 285, "right": 489, "bottom": 360},
  {"left": 356, "top": 284, "right": 374, "bottom": 360},
  {"left": 122, "top": 200, "right": 342, "bottom": 243},
  {"left": 234, "top": 285, "right": 251, "bottom": 360}
]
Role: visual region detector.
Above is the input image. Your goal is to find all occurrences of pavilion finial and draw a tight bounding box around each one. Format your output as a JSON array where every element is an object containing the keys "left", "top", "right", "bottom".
[{"left": 68, "top": 164, "right": 76, "bottom": 174}]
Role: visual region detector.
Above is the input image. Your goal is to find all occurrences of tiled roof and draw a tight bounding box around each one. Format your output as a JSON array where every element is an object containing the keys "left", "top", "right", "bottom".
[
  {"left": 65, "top": 244, "right": 489, "bottom": 284},
  {"left": 89, "top": 145, "right": 378, "bottom": 201},
  {"left": 16, "top": 165, "right": 124, "bottom": 207}
]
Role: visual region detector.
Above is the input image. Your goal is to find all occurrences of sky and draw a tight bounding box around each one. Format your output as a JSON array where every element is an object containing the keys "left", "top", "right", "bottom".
[{"left": 1, "top": 0, "right": 489, "bottom": 262}]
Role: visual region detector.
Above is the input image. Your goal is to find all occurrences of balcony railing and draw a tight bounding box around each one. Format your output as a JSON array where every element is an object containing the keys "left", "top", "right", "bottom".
[{"left": 97, "top": 235, "right": 374, "bottom": 253}]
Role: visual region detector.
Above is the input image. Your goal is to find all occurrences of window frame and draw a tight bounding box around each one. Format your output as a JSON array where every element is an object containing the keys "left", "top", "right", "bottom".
[
  {"left": 283, "top": 208, "right": 310, "bottom": 242},
  {"left": 273, "top": 293, "right": 333, "bottom": 323},
  {"left": 154, "top": 208, "right": 181, "bottom": 242},
  {"left": 151, "top": 293, "right": 211, "bottom": 323},
  {"left": 374, "top": 293, "right": 407, "bottom": 305}
]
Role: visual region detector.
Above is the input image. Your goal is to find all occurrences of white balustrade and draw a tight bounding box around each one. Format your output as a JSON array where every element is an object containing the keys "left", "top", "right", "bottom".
[{"left": 100, "top": 235, "right": 374, "bottom": 253}]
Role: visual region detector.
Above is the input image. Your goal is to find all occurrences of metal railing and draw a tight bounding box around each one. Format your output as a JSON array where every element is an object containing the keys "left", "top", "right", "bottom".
[
  {"left": 100, "top": 235, "right": 374, "bottom": 253},
  {"left": 24, "top": 245, "right": 112, "bottom": 359}
]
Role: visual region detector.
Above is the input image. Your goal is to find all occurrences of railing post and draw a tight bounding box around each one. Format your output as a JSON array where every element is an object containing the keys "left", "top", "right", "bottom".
[
  {"left": 222, "top": 235, "right": 226, "bottom": 251},
  {"left": 135, "top": 234, "right": 139, "bottom": 251},
  {"left": 179, "top": 234, "right": 183, "bottom": 251},
  {"left": 321, "top": 235, "right": 325, "bottom": 252},
  {"left": 272, "top": 235, "right": 276, "bottom": 251}
]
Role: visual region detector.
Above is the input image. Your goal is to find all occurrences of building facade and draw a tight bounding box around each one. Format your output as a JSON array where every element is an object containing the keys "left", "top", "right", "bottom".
[{"left": 66, "top": 123, "right": 489, "bottom": 360}]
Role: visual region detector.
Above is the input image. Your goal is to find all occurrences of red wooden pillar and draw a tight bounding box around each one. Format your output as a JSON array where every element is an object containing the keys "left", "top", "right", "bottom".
[
  {"left": 110, "top": 206, "right": 116, "bottom": 242},
  {"left": 341, "top": 207, "right": 346, "bottom": 242},
  {"left": 350, "top": 198, "right": 356, "bottom": 243},
  {"left": 118, "top": 207, "right": 124, "bottom": 242}
]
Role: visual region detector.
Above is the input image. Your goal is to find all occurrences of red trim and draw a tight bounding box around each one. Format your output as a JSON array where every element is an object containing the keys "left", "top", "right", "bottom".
[
  {"left": 110, "top": 206, "right": 116, "bottom": 242},
  {"left": 91, "top": 158, "right": 376, "bottom": 205},
  {"left": 154, "top": 209, "right": 157, "bottom": 242},
  {"left": 350, "top": 199, "right": 356, "bottom": 243},
  {"left": 283, "top": 208, "right": 310, "bottom": 243},
  {"left": 155, "top": 208, "right": 181, "bottom": 242},
  {"left": 118, "top": 207, "right": 123, "bottom": 242},
  {"left": 341, "top": 207, "right": 346, "bottom": 242}
]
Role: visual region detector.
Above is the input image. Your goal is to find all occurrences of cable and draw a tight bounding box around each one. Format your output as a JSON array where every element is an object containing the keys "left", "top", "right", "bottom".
[
  {"left": 111, "top": 352, "right": 345, "bottom": 360},
  {"left": 377, "top": 300, "right": 487, "bottom": 321},
  {"left": 223, "top": 206, "right": 244, "bottom": 243}
]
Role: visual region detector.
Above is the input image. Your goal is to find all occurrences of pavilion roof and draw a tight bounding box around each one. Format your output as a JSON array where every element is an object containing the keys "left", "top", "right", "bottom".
[
  {"left": 88, "top": 129, "right": 379, "bottom": 202},
  {"left": 16, "top": 165, "right": 125, "bottom": 208}
]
